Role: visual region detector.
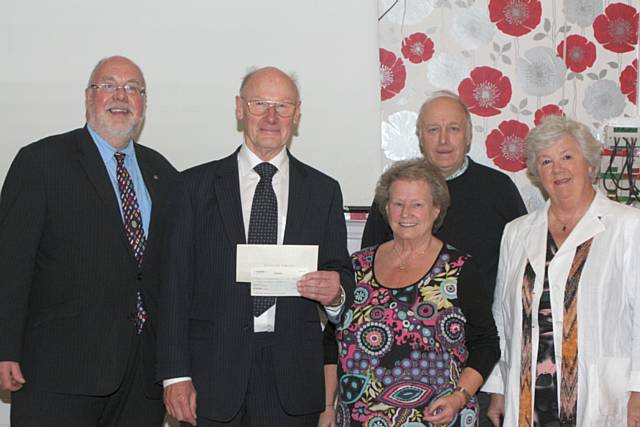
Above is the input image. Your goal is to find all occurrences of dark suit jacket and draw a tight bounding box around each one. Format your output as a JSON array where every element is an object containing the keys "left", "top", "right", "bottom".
[
  {"left": 157, "top": 147, "right": 353, "bottom": 420},
  {"left": 0, "top": 127, "right": 177, "bottom": 397}
]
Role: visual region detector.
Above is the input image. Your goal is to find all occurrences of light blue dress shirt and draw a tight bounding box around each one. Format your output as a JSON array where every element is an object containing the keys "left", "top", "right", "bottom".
[{"left": 87, "top": 125, "right": 152, "bottom": 236}]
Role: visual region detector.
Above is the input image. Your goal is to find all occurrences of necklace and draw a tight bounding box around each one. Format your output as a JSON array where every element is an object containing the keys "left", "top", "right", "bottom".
[
  {"left": 392, "top": 241, "right": 429, "bottom": 270},
  {"left": 549, "top": 208, "right": 578, "bottom": 233}
]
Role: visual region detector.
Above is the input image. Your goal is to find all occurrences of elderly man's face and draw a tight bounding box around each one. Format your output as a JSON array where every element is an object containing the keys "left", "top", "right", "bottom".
[
  {"left": 235, "top": 68, "right": 300, "bottom": 161},
  {"left": 418, "top": 97, "right": 471, "bottom": 177},
  {"left": 85, "top": 57, "right": 146, "bottom": 149}
]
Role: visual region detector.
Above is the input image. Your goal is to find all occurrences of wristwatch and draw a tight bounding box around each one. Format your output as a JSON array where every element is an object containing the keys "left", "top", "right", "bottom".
[{"left": 326, "top": 286, "right": 345, "bottom": 308}]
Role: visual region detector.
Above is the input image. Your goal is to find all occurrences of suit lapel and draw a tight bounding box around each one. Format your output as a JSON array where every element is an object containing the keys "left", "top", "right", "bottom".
[
  {"left": 283, "top": 153, "right": 310, "bottom": 244},
  {"left": 76, "top": 127, "right": 126, "bottom": 232},
  {"left": 135, "top": 144, "right": 164, "bottom": 262},
  {"left": 214, "top": 149, "right": 246, "bottom": 246}
]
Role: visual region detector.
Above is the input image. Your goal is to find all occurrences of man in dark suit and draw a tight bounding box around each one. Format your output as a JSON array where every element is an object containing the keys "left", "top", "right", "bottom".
[
  {"left": 158, "top": 66, "right": 353, "bottom": 426},
  {"left": 0, "top": 56, "right": 177, "bottom": 426}
]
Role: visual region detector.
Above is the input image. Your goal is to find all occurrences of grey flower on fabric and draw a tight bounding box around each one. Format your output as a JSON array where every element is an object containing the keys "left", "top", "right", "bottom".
[
  {"left": 381, "top": 111, "right": 421, "bottom": 161},
  {"left": 426, "top": 52, "right": 473, "bottom": 92},
  {"left": 452, "top": 5, "right": 496, "bottom": 50},
  {"left": 563, "top": 0, "right": 600, "bottom": 28},
  {"left": 379, "top": 0, "right": 434, "bottom": 25},
  {"left": 582, "top": 79, "right": 626, "bottom": 121},
  {"left": 516, "top": 47, "right": 566, "bottom": 96}
]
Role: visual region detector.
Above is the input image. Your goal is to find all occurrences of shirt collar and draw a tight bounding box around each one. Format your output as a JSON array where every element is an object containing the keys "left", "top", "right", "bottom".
[
  {"left": 238, "top": 145, "right": 288, "bottom": 177},
  {"left": 445, "top": 156, "right": 469, "bottom": 181},
  {"left": 87, "top": 125, "right": 135, "bottom": 159}
]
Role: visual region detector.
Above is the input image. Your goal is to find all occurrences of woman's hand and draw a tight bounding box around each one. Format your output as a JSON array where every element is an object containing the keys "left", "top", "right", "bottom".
[
  {"left": 628, "top": 391, "right": 640, "bottom": 427},
  {"left": 318, "top": 405, "right": 337, "bottom": 427},
  {"left": 423, "top": 392, "right": 465, "bottom": 425},
  {"left": 486, "top": 393, "right": 505, "bottom": 427}
]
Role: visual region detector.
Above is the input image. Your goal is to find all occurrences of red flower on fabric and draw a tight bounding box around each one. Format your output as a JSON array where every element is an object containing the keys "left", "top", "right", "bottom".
[
  {"left": 401, "top": 32, "right": 435, "bottom": 64},
  {"left": 620, "top": 59, "right": 638, "bottom": 105},
  {"left": 489, "top": 0, "right": 542, "bottom": 37},
  {"left": 556, "top": 35, "right": 596, "bottom": 73},
  {"left": 458, "top": 66, "right": 512, "bottom": 117},
  {"left": 534, "top": 104, "right": 566, "bottom": 126},
  {"left": 486, "top": 120, "right": 529, "bottom": 172},
  {"left": 379, "top": 48, "right": 406, "bottom": 101},
  {"left": 593, "top": 3, "right": 638, "bottom": 53}
]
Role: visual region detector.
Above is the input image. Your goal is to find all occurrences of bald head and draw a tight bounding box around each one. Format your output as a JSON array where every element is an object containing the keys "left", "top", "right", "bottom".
[
  {"left": 239, "top": 67, "right": 299, "bottom": 101},
  {"left": 87, "top": 56, "right": 146, "bottom": 90}
]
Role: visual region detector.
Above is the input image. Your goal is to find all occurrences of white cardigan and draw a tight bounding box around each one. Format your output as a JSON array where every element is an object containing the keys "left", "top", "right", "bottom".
[{"left": 483, "top": 192, "right": 640, "bottom": 426}]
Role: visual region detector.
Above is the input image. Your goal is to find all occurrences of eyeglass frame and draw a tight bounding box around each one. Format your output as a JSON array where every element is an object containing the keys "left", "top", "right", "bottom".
[
  {"left": 241, "top": 97, "right": 299, "bottom": 118},
  {"left": 89, "top": 82, "right": 146, "bottom": 96}
]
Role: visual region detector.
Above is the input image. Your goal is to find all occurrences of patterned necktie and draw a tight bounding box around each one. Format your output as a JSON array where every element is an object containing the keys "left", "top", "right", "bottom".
[
  {"left": 114, "top": 152, "right": 147, "bottom": 334},
  {"left": 248, "top": 162, "right": 278, "bottom": 317}
]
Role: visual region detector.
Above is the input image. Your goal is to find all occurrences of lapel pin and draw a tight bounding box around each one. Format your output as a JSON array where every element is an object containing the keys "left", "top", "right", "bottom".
[{"left": 153, "top": 175, "right": 159, "bottom": 180}]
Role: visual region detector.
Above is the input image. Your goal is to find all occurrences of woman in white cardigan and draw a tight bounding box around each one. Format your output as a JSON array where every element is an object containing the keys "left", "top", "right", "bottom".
[{"left": 484, "top": 116, "right": 640, "bottom": 427}]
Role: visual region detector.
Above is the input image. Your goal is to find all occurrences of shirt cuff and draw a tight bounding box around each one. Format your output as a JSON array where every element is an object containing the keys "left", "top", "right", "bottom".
[
  {"left": 163, "top": 377, "right": 192, "bottom": 388},
  {"left": 481, "top": 364, "right": 504, "bottom": 394}
]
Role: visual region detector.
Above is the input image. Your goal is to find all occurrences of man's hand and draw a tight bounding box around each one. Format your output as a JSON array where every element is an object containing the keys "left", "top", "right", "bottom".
[
  {"left": 487, "top": 393, "right": 505, "bottom": 427},
  {"left": 297, "top": 271, "right": 341, "bottom": 306},
  {"left": 0, "top": 361, "right": 26, "bottom": 392},
  {"left": 164, "top": 380, "right": 197, "bottom": 426}
]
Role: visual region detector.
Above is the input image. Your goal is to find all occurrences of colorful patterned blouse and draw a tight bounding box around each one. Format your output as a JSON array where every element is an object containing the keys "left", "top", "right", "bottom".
[{"left": 335, "top": 244, "right": 499, "bottom": 427}]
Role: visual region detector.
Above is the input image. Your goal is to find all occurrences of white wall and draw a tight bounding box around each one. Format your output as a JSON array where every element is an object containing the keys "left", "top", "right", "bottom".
[
  {"left": 0, "top": 0, "right": 381, "bottom": 206},
  {"left": 0, "top": 1, "right": 380, "bottom": 424}
]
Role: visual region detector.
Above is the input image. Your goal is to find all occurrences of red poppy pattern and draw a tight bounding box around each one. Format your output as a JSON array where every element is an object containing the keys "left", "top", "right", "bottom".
[
  {"left": 593, "top": 3, "right": 638, "bottom": 53},
  {"left": 489, "top": 0, "right": 542, "bottom": 37},
  {"left": 534, "top": 105, "right": 566, "bottom": 126},
  {"left": 401, "top": 32, "right": 435, "bottom": 64},
  {"left": 379, "top": 48, "right": 406, "bottom": 101},
  {"left": 458, "top": 66, "right": 512, "bottom": 117},
  {"left": 486, "top": 120, "right": 529, "bottom": 172},
  {"left": 378, "top": 0, "right": 638, "bottom": 182},
  {"left": 557, "top": 35, "right": 596, "bottom": 73},
  {"left": 620, "top": 59, "right": 638, "bottom": 105}
]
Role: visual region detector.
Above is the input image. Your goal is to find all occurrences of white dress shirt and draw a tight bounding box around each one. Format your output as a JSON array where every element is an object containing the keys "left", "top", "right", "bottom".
[{"left": 238, "top": 144, "right": 289, "bottom": 333}]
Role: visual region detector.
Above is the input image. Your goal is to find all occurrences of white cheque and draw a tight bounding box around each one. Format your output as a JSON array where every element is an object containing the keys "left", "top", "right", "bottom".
[
  {"left": 236, "top": 244, "right": 319, "bottom": 296},
  {"left": 250, "top": 266, "right": 309, "bottom": 296}
]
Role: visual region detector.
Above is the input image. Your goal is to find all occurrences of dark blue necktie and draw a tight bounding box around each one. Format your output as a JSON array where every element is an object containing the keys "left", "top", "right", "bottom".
[{"left": 248, "top": 162, "right": 278, "bottom": 316}]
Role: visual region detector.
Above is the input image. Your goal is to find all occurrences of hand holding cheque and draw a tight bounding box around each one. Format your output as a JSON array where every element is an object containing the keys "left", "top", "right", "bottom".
[{"left": 237, "top": 244, "right": 342, "bottom": 305}]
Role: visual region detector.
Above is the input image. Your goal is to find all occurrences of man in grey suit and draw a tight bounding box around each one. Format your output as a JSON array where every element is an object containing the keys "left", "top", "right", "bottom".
[
  {"left": 158, "top": 66, "right": 353, "bottom": 426},
  {"left": 0, "top": 56, "right": 177, "bottom": 426}
]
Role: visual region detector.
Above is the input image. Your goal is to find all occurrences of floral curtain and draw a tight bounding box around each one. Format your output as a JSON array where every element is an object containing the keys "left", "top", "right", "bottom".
[{"left": 378, "top": 0, "right": 639, "bottom": 211}]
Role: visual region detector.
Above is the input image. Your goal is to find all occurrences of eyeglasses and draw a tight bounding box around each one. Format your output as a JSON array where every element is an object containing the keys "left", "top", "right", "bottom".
[
  {"left": 89, "top": 82, "right": 146, "bottom": 96},
  {"left": 243, "top": 98, "right": 298, "bottom": 118}
]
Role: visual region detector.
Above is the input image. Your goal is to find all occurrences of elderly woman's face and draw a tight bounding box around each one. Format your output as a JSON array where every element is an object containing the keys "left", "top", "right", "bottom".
[
  {"left": 385, "top": 179, "right": 440, "bottom": 242},
  {"left": 536, "top": 135, "right": 593, "bottom": 203}
]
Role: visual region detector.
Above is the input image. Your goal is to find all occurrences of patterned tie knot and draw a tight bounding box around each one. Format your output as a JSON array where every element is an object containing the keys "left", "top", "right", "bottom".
[
  {"left": 114, "top": 151, "right": 126, "bottom": 165},
  {"left": 254, "top": 162, "right": 277, "bottom": 181}
]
